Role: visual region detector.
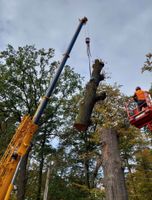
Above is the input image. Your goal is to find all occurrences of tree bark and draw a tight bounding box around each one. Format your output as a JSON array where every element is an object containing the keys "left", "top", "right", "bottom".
[
  {"left": 37, "top": 154, "right": 45, "bottom": 200},
  {"left": 43, "top": 162, "right": 51, "bottom": 200},
  {"left": 36, "top": 132, "right": 46, "bottom": 200},
  {"left": 17, "top": 146, "right": 31, "bottom": 200},
  {"left": 100, "top": 128, "right": 128, "bottom": 200},
  {"left": 90, "top": 158, "right": 102, "bottom": 188},
  {"left": 84, "top": 156, "right": 90, "bottom": 188},
  {"left": 74, "top": 59, "right": 106, "bottom": 131}
]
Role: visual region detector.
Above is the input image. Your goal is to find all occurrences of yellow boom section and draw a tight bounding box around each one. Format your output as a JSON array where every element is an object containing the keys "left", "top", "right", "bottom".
[
  {"left": 0, "top": 17, "right": 87, "bottom": 199},
  {"left": 0, "top": 115, "right": 38, "bottom": 200}
]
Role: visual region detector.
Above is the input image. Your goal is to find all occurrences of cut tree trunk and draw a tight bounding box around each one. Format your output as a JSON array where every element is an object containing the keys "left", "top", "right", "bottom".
[
  {"left": 100, "top": 128, "right": 128, "bottom": 200},
  {"left": 74, "top": 59, "right": 106, "bottom": 131}
]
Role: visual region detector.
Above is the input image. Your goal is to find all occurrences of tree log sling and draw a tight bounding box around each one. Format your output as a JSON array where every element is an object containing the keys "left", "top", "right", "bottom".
[{"left": 74, "top": 59, "right": 106, "bottom": 131}]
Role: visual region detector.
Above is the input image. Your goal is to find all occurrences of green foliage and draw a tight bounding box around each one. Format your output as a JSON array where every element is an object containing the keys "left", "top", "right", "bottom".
[
  {"left": 142, "top": 53, "right": 152, "bottom": 73},
  {"left": 127, "top": 148, "right": 152, "bottom": 200},
  {"left": 0, "top": 45, "right": 55, "bottom": 155},
  {"left": 48, "top": 175, "right": 88, "bottom": 200},
  {"left": 1, "top": 45, "right": 152, "bottom": 200},
  {"left": 94, "top": 83, "right": 128, "bottom": 129},
  {"left": 0, "top": 44, "right": 83, "bottom": 199}
]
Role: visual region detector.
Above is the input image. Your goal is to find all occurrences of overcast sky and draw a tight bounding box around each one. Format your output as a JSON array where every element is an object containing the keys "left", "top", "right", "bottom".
[{"left": 0, "top": 0, "right": 152, "bottom": 95}]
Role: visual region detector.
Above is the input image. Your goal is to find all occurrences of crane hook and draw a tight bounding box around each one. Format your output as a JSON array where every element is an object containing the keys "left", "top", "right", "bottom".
[{"left": 85, "top": 37, "right": 92, "bottom": 77}]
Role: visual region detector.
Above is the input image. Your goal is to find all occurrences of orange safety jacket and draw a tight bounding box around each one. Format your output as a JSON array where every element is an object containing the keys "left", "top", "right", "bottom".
[{"left": 134, "top": 90, "right": 146, "bottom": 100}]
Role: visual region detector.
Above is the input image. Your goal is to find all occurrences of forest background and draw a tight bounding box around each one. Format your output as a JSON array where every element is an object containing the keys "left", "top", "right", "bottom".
[{"left": 0, "top": 45, "right": 152, "bottom": 200}]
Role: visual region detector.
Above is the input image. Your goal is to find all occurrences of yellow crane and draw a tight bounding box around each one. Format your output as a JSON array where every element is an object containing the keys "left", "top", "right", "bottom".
[{"left": 0, "top": 17, "right": 88, "bottom": 200}]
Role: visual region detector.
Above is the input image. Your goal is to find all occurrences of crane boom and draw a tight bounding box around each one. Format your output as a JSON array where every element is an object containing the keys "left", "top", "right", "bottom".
[{"left": 0, "top": 17, "right": 87, "bottom": 200}]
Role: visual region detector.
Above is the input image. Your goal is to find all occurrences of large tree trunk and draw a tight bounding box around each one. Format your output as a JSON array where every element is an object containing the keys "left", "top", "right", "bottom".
[
  {"left": 90, "top": 158, "right": 102, "bottom": 188},
  {"left": 43, "top": 162, "right": 51, "bottom": 200},
  {"left": 36, "top": 132, "right": 46, "bottom": 200},
  {"left": 17, "top": 146, "right": 31, "bottom": 200},
  {"left": 74, "top": 59, "right": 106, "bottom": 131},
  {"left": 100, "top": 128, "right": 128, "bottom": 200},
  {"left": 37, "top": 154, "right": 45, "bottom": 200}
]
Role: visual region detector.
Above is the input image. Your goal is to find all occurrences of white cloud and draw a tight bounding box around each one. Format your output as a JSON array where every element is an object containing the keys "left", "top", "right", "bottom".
[{"left": 0, "top": 0, "right": 151, "bottom": 95}]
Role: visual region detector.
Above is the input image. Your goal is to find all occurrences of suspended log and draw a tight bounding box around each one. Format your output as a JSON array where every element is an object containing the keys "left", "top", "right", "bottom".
[{"left": 74, "top": 59, "right": 106, "bottom": 131}]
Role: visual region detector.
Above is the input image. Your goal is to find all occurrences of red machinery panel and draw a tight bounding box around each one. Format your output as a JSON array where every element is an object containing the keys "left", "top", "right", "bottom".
[{"left": 126, "top": 92, "right": 152, "bottom": 131}]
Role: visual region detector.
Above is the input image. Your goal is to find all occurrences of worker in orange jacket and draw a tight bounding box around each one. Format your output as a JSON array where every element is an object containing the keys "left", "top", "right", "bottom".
[{"left": 133, "top": 87, "right": 147, "bottom": 111}]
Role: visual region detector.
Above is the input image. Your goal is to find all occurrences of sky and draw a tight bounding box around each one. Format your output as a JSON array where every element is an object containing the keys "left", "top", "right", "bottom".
[{"left": 0, "top": 0, "right": 152, "bottom": 96}]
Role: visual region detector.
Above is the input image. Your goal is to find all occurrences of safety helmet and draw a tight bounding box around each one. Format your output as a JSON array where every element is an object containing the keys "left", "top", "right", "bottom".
[{"left": 136, "top": 86, "right": 141, "bottom": 91}]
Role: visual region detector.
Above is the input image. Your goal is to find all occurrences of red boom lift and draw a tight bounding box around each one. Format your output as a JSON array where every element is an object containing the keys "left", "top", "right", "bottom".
[{"left": 125, "top": 92, "right": 152, "bottom": 131}]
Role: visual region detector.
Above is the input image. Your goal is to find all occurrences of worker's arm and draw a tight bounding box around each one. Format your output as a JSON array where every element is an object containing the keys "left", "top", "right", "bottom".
[{"left": 133, "top": 93, "right": 138, "bottom": 102}]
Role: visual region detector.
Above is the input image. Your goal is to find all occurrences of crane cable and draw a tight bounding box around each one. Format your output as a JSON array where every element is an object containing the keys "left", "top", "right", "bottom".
[{"left": 85, "top": 37, "right": 92, "bottom": 77}]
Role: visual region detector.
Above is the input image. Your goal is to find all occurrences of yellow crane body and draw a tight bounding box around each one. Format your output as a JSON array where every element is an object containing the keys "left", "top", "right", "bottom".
[
  {"left": 0, "top": 115, "right": 38, "bottom": 200},
  {"left": 0, "top": 17, "right": 87, "bottom": 199}
]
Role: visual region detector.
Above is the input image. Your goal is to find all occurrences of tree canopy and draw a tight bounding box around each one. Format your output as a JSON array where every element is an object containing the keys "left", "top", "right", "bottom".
[{"left": 0, "top": 45, "right": 152, "bottom": 200}]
